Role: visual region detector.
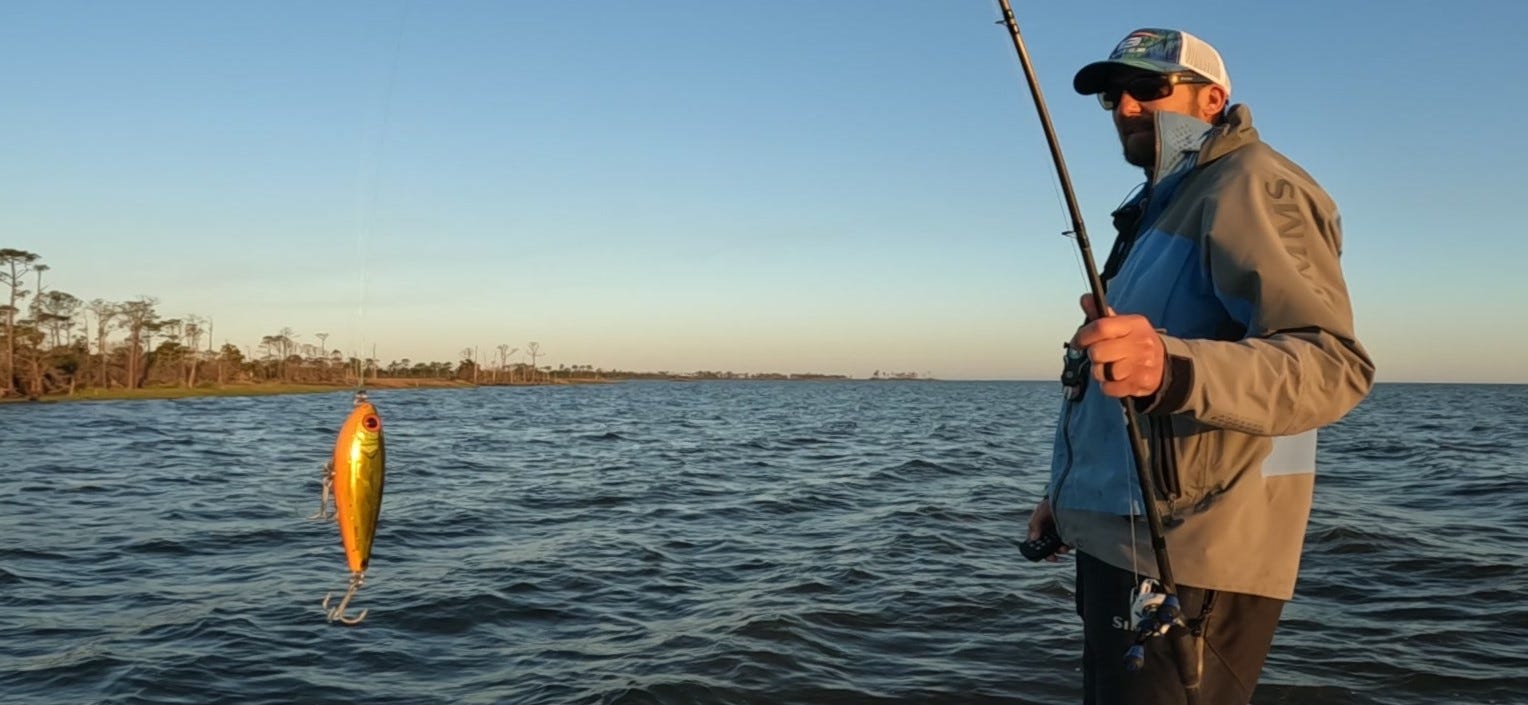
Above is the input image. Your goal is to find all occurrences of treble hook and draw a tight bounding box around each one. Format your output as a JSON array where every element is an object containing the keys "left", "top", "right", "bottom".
[{"left": 323, "top": 572, "right": 368, "bottom": 625}]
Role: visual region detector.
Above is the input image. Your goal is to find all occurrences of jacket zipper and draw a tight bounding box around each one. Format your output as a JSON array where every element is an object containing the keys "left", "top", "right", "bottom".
[{"left": 1051, "top": 399, "right": 1078, "bottom": 508}]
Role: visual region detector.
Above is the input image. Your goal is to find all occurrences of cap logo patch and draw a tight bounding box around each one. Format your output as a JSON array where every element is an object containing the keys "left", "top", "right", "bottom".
[{"left": 1110, "top": 30, "right": 1181, "bottom": 63}]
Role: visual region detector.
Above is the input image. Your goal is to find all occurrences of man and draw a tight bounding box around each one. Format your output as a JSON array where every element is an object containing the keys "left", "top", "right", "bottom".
[{"left": 1025, "top": 28, "right": 1375, "bottom": 705}]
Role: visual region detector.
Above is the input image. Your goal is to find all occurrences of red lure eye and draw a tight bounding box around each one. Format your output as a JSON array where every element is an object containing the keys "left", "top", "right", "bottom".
[{"left": 362, "top": 415, "right": 381, "bottom": 432}]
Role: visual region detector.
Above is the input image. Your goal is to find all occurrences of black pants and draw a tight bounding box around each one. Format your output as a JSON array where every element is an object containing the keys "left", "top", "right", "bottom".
[{"left": 1075, "top": 552, "right": 1285, "bottom": 705}]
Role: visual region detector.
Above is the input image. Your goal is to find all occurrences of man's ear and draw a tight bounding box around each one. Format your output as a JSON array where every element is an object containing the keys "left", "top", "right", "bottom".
[{"left": 1200, "top": 85, "right": 1229, "bottom": 122}]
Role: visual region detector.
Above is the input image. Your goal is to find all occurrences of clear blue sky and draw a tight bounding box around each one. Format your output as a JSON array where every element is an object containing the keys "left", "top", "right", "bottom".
[{"left": 2, "top": 1, "right": 1522, "bottom": 382}]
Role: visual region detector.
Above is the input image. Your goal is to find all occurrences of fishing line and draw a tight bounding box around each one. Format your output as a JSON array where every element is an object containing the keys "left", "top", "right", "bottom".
[
  {"left": 1129, "top": 476, "right": 1140, "bottom": 584},
  {"left": 996, "top": 29, "right": 1089, "bottom": 287},
  {"left": 352, "top": 0, "right": 411, "bottom": 388},
  {"left": 1042, "top": 123, "right": 1085, "bottom": 286}
]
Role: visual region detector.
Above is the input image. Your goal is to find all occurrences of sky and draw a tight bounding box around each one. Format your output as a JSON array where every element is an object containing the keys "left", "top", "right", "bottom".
[{"left": 1, "top": 1, "right": 1524, "bottom": 382}]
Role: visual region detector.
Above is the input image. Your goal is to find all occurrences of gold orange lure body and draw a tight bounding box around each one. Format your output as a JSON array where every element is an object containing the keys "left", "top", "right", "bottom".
[{"left": 316, "top": 395, "right": 385, "bottom": 624}]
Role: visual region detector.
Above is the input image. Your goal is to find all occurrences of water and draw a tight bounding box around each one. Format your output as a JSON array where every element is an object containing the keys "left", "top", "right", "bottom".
[{"left": 1, "top": 381, "right": 1524, "bottom": 705}]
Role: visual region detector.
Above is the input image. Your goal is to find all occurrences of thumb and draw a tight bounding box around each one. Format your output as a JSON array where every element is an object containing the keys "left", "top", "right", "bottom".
[{"left": 1078, "top": 294, "right": 1114, "bottom": 322}]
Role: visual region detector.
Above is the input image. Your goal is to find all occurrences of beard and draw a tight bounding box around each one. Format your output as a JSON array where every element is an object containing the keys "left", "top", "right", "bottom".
[{"left": 1116, "top": 116, "right": 1155, "bottom": 168}]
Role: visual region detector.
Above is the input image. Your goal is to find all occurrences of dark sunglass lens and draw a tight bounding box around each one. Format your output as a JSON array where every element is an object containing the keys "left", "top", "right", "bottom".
[
  {"left": 1125, "top": 76, "right": 1173, "bottom": 102},
  {"left": 1098, "top": 75, "right": 1173, "bottom": 110}
]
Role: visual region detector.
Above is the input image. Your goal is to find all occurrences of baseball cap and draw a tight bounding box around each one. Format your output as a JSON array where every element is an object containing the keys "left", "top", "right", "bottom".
[{"left": 1073, "top": 28, "right": 1230, "bottom": 97}]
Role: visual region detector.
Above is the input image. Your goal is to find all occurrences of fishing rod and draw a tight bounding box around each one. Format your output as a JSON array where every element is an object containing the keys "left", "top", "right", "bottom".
[{"left": 993, "top": 0, "right": 1194, "bottom": 684}]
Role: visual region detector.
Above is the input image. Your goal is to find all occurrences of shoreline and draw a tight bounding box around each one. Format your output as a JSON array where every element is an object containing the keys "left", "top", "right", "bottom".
[
  {"left": 0, "top": 376, "right": 967, "bottom": 405},
  {"left": 0, "top": 378, "right": 613, "bottom": 405}
]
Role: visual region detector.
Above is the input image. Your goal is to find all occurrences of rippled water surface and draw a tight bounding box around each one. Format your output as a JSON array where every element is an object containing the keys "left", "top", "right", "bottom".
[{"left": 2, "top": 381, "right": 1524, "bottom": 704}]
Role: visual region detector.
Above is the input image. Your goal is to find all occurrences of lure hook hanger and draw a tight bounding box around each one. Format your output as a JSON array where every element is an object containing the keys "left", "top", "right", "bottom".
[
  {"left": 308, "top": 463, "right": 334, "bottom": 521},
  {"left": 323, "top": 572, "right": 368, "bottom": 625}
]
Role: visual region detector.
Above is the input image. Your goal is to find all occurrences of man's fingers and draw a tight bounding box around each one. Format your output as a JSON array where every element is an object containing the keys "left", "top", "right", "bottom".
[
  {"left": 1072, "top": 322, "right": 1105, "bottom": 349},
  {"left": 1086, "top": 337, "right": 1149, "bottom": 367},
  {"left": 1094, "top": 357, "right": 1134, "bottom": 384},
  {"left": 1028, "top": 499, "right": 1053, "bottom": 542},
  {"left": 1074, "top": 316, "right": 1143, "bottom": 349},
  {"left": 1081, "top": 324, "right": 1162, "bottom": 360}
]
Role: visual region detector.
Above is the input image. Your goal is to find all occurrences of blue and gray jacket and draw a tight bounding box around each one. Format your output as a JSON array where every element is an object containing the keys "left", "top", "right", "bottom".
[{"left": 1048, "top": 105, "right": 1375, "bottom": 600}]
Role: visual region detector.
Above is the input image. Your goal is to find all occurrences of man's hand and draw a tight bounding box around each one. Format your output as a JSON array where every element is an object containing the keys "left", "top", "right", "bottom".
[
  {"left": 1026, "top": 498, "right": 1071, "bottom": 562},
  {"left": 1072, "top": 293, "right": 1166, "bottom": 399}
]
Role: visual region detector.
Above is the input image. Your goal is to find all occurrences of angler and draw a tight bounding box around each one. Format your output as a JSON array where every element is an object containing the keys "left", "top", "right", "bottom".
[{"left": 997, "top": 7, "right": 1375, "bottom": 704}]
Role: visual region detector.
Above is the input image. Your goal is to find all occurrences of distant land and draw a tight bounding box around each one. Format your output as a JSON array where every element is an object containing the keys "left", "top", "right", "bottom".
[
  {"left": 0, "top": 248, "right": 940, "bottom": 404},
  {"left": 0, "top": 366, "right": 940, "bottom": 405}
]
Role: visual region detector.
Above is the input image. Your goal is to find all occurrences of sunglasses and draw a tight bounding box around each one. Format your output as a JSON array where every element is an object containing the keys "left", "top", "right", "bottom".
[{"left": 1097, "top": 72, "right": 1212, "bottom": 110}]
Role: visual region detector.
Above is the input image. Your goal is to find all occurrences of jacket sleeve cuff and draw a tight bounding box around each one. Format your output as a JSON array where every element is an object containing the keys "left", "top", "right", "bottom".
[{"left": 1133, "top": 335, "right": 1194, "bottom": 414}]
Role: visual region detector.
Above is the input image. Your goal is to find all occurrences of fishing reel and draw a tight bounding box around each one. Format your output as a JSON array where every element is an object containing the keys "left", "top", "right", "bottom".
[
  {"left": 1124, "top": 578, "right": 1185, "bottom": 671},
  {"left": 1060, "top": 343, "right": 1090, "bottom": 400}
]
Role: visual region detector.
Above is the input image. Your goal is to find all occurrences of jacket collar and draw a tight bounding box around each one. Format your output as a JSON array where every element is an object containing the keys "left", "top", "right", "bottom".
[
  {"left": 1198, "top": 103, "right": 1259, "bottom": 165},
  {"left": 1146, "top": 103, "right": 1259, "bottom": 184},
  {"left": 1149, "top": 110, "right": 1215, "bottom": 185}
]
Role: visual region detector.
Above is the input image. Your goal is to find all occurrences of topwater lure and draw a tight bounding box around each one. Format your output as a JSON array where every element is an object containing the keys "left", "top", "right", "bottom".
[{"left": 312, "top": 390, "right": 386, "bottom": 624}]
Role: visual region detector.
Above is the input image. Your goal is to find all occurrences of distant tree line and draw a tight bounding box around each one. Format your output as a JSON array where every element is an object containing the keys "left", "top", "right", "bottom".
[
  {"left": 869, "top": 370, "right": 930, "bottom": 380},
  {"left": 0, "top": 249, "right": 595, "bottom": 399},
  {"left": 0, "top": 248, "right": 865, "bottom": 399}
]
